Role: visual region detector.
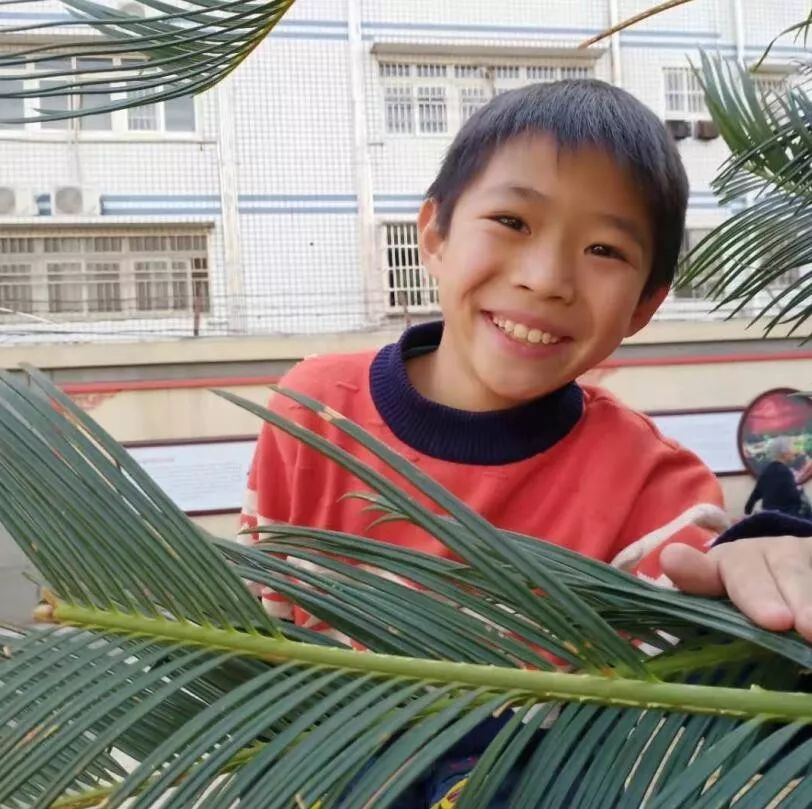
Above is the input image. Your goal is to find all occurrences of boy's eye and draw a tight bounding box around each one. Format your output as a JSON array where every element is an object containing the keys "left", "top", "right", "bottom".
[
  {"left": 492, "top": 215, "right": 527, "bottom": 232},
  {"left": 588, "top": 243, "right": 627, "bottom": 261}
]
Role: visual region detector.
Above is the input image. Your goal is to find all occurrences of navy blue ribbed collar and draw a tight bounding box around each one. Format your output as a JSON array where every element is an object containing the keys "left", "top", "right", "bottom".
[{"left": 369, "top": 321, "right": 584, "bottom": 465}]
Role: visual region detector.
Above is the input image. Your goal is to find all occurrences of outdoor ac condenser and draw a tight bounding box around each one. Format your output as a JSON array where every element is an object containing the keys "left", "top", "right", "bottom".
[
  {"left": 0, "top": 186, "right": 39, "bottom": 217},
  {"left": 51, "top": 185, "right": 102, "bottom": 216}
]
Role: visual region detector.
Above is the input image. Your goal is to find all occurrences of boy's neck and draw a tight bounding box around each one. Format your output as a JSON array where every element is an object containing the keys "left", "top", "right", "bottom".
[
  {"left": 404, "top": 328, "right": 534, "bottom": 412},
  {"left": 368, "top": 321, "right": 584, "bottom": 465}
]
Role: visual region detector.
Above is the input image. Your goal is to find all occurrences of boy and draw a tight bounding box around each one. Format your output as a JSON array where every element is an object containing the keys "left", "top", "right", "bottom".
[{"left": 241, "top": 79, "right": 812, "bottom": 804}]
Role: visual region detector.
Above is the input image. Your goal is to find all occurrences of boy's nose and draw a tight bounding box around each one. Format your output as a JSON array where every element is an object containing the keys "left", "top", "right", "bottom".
[{"left": 511, "top": 246, "right": 576, "bottom": 305}]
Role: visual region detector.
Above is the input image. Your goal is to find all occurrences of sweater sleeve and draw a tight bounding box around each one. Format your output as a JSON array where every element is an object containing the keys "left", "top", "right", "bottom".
[{"left": 609, "top": 444, "right": 729, "bottom": 584}]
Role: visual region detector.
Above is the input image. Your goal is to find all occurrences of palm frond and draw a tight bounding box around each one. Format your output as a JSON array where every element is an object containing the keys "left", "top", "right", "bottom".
[
  {"left": 0, "top": 0, "right": 295, "bottom": 124},
  {"left": 1, "top": 370, "right": 812, "bottom": 807},
  {"left": 677, "top": 50, "right": 812, "bottom": 335}
]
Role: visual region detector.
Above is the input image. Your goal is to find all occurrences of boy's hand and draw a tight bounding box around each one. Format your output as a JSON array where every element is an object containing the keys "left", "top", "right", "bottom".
[{"left": 660, "top": 537, "right": 812, "bottom": 642}]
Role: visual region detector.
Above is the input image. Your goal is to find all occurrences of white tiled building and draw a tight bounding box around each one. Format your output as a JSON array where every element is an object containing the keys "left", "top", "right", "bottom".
[{"left": 0, "top": 0, "right": 807, "bottom": 342}]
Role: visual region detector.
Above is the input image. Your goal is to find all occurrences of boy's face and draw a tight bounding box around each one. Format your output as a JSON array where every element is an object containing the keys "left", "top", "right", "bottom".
[{"left": 418, "top": 134, "right": 667, "bottom": 410}]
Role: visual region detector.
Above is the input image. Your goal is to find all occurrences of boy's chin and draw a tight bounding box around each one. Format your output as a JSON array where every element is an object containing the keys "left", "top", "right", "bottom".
[{"left": 478, "top": 373, "right": 567, "bottom": 408}]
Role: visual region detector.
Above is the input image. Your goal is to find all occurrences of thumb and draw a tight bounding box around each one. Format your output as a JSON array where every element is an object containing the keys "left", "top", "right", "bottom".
[{"left": 659, "top": 543, "right": 724, "bottom": 596}]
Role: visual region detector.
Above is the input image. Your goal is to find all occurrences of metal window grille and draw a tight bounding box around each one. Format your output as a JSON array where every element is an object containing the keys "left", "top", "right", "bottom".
[
  {"left": 454, "top": 65, "right": 484, "bottom": 79},
  {"left": 493, "top": 65, "right": 521, "bottom": 80},
  {"left": 417, "top": 86, "right": 447, "bottom": 133},
  {"left": 416, "top": 63, "right": 447, "bottom": 78},
  {"left": 0, "top": 229, "right": 210, "bottom": 320},
  {"left": 47, "top": 262, "right": 85, "bottom": 313},
  {"left": 560, "top": 65, "right": 593, "bottom": 80},
  {"left": 753, "top": 75, "right": 790, "bottom": 118},
  {"left": 86, "top": 262, "right": 122, "bottom": 313},
  {"left": 527, "top": 65, "right": 559, "bottom": 82},
  {"left": 379, "top": 62, "right": 410, "bottom": 78},
  {"left": 127, "top": 90, "right": 159, "bottom": 131},
  {"left": 0, "top": 264, "right": 33, "bottom": 313},
  {"left": 384, "top": 223, "right": 439, "bottom": 313},
  {"left": 460, "top": 86, "right": 488, "bottom": 123},
  {"left": 135, "top": 259, "right": 191, "bottom": 311},
  {"left": 674, "top": 229, "right": 713, "bottom": 299},
  {"left": 664, "top": 67, "right": 706, "bottom": 117},
  {"left": 3, "top": 56, "right": 195, "bottom": 134},
  {"left": 384, "top": 85, "right": 414, "bottom": 134}
]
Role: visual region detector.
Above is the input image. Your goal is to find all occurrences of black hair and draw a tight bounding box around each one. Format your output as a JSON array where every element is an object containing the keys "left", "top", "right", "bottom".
[{"left": 426, "top": 79, "right": 689, "bottom": 295}]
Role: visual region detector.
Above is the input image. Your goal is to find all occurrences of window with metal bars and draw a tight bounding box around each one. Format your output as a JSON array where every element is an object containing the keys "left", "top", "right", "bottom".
[
  {"left": 379, "top": 59, "right": 595, "bottom": 136},
  {"left": 663, "top": 67, "right": 707, "bottom": 118},
  {"left": 0, "top": 230, "right": 209, "bottom": 319},
  {"left": 459, "top": 86, "right": 488, "bottom": 123},
  {"left": 416, "top": 86, "right": 447, "bottom": 134},
  {"left": 674, "top": 229, "right": 713, "bottom": 299},
  {"left": 0, "top": 55, "right": 196, "bottom": 134},
  {"left": 383, "top": 223, "right": 440, "bottom": 313}
]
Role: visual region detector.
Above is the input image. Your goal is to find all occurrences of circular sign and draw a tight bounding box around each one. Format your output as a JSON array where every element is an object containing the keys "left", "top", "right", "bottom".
[{"left": 737, "top": 388, "right": 812, "bottom": 483}]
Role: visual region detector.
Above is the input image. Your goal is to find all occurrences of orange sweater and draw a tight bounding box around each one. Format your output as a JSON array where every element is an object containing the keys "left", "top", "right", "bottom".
[{"left": 241, "top": 331, "right": 727, "bottom": 629}]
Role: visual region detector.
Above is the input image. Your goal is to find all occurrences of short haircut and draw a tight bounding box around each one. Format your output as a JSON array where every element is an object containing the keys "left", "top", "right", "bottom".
[{"left": 426, "top": 79, "right": 689, "bottom": 295}]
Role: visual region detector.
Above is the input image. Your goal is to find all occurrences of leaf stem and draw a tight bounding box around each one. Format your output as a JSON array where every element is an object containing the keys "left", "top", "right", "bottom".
[
  {"left": 43, "top": 603, "right": 812, "bottom": 723},
  {"left": 579, "top": 0, "right": 696, "bottom": 48}
]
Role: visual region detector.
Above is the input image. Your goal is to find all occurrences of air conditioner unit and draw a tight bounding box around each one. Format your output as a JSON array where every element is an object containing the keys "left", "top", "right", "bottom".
[
  {"left": 51, "top": 186, "right": 101, "bottom": 216},
  {"left": 694, "top": 119, "right": 720, "bottom": 141},
  {"left": 0, "top": 187, "right": 39, "bottom": 217},
  {"left": 665, "top": 119, "right": 691, "bottom": 140}
]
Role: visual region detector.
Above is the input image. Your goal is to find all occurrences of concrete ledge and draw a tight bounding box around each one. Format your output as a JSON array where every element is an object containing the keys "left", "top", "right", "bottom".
[{"left": 0, "top": 318, "right": 799, "bottom": 373}]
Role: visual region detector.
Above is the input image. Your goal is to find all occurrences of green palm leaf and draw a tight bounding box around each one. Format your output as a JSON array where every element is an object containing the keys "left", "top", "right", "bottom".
[
  {"left": 678, "top": 49, "right": 812, "bottom": 335},
  {"left": 1, "top": 369, "right": 812, "bottom": 807},
  {"left": 0, "top": 0, "right": 295, "bottom": 125}
]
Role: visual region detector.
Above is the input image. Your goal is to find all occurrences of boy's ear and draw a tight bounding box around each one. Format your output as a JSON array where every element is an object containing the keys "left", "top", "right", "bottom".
[
  {"left": 626, "top": 284, "right": 669, "bottom": 337},
  {"left": 417, "top": 198, "right": 445, "bottom": 276}
]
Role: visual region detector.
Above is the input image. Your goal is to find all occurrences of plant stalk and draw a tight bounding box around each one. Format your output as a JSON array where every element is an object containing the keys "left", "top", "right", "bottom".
[
  {"left": 579, "top": 0, "right": 696, "bottom": 48},
  {"left": 39, "top": 602, "right": 812, "bottom": 723}
]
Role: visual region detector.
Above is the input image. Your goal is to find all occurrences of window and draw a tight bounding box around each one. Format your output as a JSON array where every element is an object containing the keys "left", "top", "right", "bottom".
[
  {"left": 674, "top": 228, "right": 712, "bottom": 299},
  {"left": 416, "top": 86, "right": 447, "bottom": 134},
  {"left": 383, "top": 223, "right": 439, "bottom": 313},
  {"left": 380, "top": 59, "right": 594, "bottom": 135},
  {"left": 663, "top": 67, "right": 706, "bottom": 118},
  {"left": 0, "top": 55, "right": 196, "bottom": 135},
  {"left": 0, "top": 263, "right": 33, "bottom": 314},
  {"left": 0, "top": 230, "right": 209, "bottom": 319},
  {"left": 754, "top": 75, "right": 788, "bottom": 97},
  {"left": 753, "top": 73, "right": 791, "bottom": 117},
  {"left": 460, "top": 86, "right": 488, "bottom": 123},
  {"left": 384, "top": 85, "right": 414, "bottom": 134},
  {"left": 0, "top": 78, "right": 23, "bottom": 129}
]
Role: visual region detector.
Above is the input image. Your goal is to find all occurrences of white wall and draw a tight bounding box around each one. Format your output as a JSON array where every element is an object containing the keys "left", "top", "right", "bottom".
[{"left": 0, "top": 0, "right": 808, "bottom": 339}]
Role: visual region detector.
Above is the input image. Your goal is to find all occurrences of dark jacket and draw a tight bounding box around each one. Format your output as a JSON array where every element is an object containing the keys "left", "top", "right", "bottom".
[{"left": 745, "top": 461, "right": 806, "bottom": 517}]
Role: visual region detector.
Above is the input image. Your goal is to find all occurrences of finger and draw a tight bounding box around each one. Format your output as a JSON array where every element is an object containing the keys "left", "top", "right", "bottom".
[
  {"left": 660, "top": 543, "right": 724, "bottom": 596},
  {"left": 764, "top": 542, "right": 812, "bottom": 641},
  {"left": 716, "top": 546, "right": 795, "bottom": 632}
]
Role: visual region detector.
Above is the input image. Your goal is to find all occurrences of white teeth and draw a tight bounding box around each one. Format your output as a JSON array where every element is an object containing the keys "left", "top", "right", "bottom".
[{"left": 490, "top": 314, "right": 561, "bottom": 346}]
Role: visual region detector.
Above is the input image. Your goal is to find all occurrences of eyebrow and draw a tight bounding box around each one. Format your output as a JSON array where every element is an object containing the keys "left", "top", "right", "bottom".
[{"left": 487, "top": 183, "right": 649, "bottom": 252}]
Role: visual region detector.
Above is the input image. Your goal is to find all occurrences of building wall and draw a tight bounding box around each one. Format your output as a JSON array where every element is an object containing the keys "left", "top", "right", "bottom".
[{"left": 0, "top": 0, "right": 808, "bottom": 340}]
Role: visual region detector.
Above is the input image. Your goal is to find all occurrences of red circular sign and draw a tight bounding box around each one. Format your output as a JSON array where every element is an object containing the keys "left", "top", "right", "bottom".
[{"left": 737, "top": 388, "right": 812, "bottom": 482}]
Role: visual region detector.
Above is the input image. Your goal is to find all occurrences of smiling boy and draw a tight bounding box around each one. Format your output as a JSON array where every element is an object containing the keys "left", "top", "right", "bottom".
[{"left": 242, "top": 78, "right": 812, "bottom": 646}]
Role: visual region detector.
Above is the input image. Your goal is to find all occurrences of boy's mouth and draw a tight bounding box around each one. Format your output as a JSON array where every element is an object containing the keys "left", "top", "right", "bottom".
[{"left": 488, "top": 313, "right": 563, "bottom": 346}]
